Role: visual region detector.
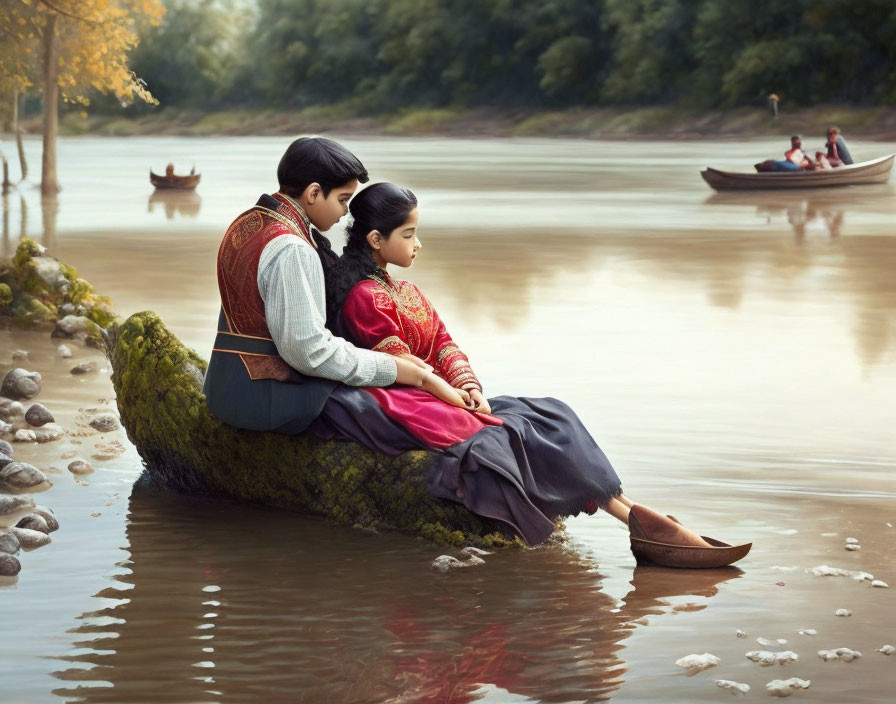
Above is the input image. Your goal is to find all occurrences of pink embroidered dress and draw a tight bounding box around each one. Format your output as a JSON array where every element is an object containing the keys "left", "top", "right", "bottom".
[{"left": 339, "top": 272, "right": 503, "bottom": 449}]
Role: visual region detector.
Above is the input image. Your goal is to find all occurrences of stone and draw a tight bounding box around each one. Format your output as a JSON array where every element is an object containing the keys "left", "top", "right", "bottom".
[
  {"left": 715, "top": 680, "right": 749, "bottom": 695},
  {"left": 675, "top": 653, "right": 720, "bottom": 672},
  {"left": 52, "top": 315, "right": 99, "bottom": 341},
  {"left": 31, "top": 255, "right": 61, "bottom": 286},
  {"left": 67, "top": 459, "right": 94, "bottom": 475},
  {"left": 88, "top": 414, "right": 119, "bottom": 433},
  {"left": 9, "top": 526, "right": 51, "bottom": 549},
  {"left": 0, "top": 495, "right": 35, "bottom": 515},
  {"left": 0, "top": 368, "right": 42, "bottom": 400},
  {"left": 766, "top": 678, "right": 810, "bottom": 697},
  {"left": 0, "top": 398, "right": 26, "bottom": 421},
  {"left": 871, "top": 580, "right": 888, "bottom": 588},
  {"left": 0, "top": 462, "right": 51, "bottom": 492},
  {"left": 0, "top": 452, "right": 14, "bottom": 470},
  {"left": 879, "top": 645, "right": 895, "bottom": 655},
  {"left": 818, "top": 647, "right": 862, "bottom": 662},
  {"left": 31, "top": 505, "right": 59, "bottom": 532},
  {"left": 0, "top": 439, "right": 13, "bottom": 457},
  {"left": 13, "top": 429, "right": 36, "bottom": 443},
  {"left": 0, "top": 530, "right": 20, "bottom": 554},
  {"left": 835, "top": 608, "right": 852, "bottom": 617},
  {"left": 0, "top": 420, "right": 10, "bottom": 435},
  {"left": 57, "top": 344, "right": 73, "bottom": 358},
  {"left": 16, "top": 513, "right": 49, "bottom": 534},
  {"left": 33, "top": 424, "right": 64, "bottom": 443},
  {"left": 71, "top": 362, "right": 98, "bottom": 375},
  {"left": 0, "top": 553, "right": 21, "bottom": 576},
  {"left": 11, "top": 349, "right": 29, "bottom": 361},
  {"left": 25, "top": 403, "right": 55, "bottom": 427}
]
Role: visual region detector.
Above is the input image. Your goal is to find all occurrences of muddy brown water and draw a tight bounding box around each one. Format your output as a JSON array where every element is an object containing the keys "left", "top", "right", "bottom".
[{"left": 1, "top": 136, "right": 895, "bottom": 702}]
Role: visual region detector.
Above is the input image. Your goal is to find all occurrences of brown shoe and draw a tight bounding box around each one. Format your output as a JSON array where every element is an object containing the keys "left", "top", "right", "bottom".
[{"left": 629, "top": 504, "right": 752, "bottom": 569}]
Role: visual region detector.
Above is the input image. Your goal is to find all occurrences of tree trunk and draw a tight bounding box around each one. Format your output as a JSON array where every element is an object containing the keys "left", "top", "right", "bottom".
[
  {"left": 1, "top": 153, "right": 10, "bottom": 195},
  {"left": 13, "top": 88, "right": 28, "bottom": 182},
  {"left": 40, "top": 13, "right": 60, "bottom": 196}
]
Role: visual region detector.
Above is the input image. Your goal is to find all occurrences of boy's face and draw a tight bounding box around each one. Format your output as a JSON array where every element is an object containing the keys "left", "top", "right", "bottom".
[{"left": 306, "top": 179, "right": 359, "bottom": 231}]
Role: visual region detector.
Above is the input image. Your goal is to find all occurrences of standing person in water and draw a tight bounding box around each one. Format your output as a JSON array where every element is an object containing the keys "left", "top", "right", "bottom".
[
  {"left": 203, "top": 138, "right": 430, "bottom": 435},
  {"left": 319, "top": 182, "right": 749, "bottom": 566}
]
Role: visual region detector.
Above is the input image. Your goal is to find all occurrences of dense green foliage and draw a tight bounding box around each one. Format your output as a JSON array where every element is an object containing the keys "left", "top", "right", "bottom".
[{"left": 123, "top": 0, "right": 896, "bottom": 112}]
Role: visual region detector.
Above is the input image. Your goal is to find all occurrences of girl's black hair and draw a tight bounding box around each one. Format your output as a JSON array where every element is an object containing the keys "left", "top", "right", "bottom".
[
  {"left": 277, "top": 136, "right": 369, "bottom": 198},
  {"left": 325, "top": 183, "right": 418, "bottom": 326}
]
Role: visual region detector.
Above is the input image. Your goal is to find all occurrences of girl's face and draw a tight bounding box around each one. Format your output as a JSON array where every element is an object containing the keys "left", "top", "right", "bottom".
[{"left": 371, "top": 207, "right": 421, "bottom": 268}]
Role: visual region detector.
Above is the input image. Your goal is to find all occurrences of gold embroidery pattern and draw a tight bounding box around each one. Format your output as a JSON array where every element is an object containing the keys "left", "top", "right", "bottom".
[{"left": 373, "top": 335, "right": 411, "bottom": 356}]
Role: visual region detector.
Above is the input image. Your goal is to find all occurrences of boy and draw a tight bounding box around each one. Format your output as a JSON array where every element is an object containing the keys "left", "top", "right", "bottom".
[{"left": 204, "top": 137, "right": 426, "bottom": 433}]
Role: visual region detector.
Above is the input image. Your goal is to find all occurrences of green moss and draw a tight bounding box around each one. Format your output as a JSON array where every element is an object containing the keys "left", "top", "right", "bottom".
[
  {"left": 108, "top": 311, "right": 521, "bottom": 548},
  {"left": 0, "top": 283, "right": 11, "bottom": 306}
]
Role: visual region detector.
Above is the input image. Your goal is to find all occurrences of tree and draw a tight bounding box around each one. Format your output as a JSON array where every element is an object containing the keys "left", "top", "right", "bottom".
[{"left": 1, "top": 0, "right": 164, "bottom": 195}]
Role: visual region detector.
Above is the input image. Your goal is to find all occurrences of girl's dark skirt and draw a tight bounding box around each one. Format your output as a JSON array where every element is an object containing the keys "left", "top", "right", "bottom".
[{"left": 310, "top": 389, "right": 622, "bottom": 545}]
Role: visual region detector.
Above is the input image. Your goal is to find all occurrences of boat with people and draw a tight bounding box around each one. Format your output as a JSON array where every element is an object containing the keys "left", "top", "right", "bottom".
[
  {"left": 149, "top": 163, "right": 201, "bottom": 190},
  {"left": 701, "top": 154, "right": 894, "bottom": 191}
]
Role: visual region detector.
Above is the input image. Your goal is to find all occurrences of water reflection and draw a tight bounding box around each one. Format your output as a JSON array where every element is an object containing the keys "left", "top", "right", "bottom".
[
  {"left": 51, "top": 484, "right": 740, "bottom": 704},
  {"left": 148, "top": 190, "right": 202, "bottom": 220}
]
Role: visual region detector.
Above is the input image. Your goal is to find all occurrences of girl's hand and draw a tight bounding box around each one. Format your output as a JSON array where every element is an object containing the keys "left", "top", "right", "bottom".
[
  {"left": 422, "top": 373, "right": 472, "bottom": 409},
  {"left": 398, "top": 353, "right": 433, "bottom": 374},
  {"left": 468, "top": 389, "right": 491, "bottom": 414}
]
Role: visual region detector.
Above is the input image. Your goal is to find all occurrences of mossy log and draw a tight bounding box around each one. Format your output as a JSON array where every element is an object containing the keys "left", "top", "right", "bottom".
[{"left": 108, "top": 311, "right": 518, "bottom": 548}]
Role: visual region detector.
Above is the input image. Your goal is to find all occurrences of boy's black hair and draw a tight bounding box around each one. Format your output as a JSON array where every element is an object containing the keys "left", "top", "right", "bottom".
[{"left": 277, "top": 137, "right": 369, "bottom": 198}]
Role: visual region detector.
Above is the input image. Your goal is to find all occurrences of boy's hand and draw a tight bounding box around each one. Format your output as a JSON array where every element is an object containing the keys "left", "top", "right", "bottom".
[
  {"left": 468, "top": 389, "right": 491, "bottom": 414},
  {"left": 398, "top": 353, "right": 433, "bottom": 373}
]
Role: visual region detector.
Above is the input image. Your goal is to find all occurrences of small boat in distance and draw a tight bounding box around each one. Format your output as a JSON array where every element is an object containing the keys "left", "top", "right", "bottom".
[
  {"left": 701, "top": 154, "right": 894, "bottom": 191},
  {"left": 150, "top": 163, "right": 201, "bottom": 190}
]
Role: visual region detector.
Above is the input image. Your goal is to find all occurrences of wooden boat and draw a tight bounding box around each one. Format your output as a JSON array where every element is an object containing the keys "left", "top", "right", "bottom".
[
  {"left": 149, "top": 169, "right": 201, "bottom": 190},
  {"left": 701, "top": 154, "right": 894, "bottom": 191}
]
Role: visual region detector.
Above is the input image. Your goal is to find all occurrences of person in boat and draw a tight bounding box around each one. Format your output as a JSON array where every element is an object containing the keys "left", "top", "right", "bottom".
[
  {"left": 825, "top": 126, "right": 853, "bottom": 167},
  {"left": 318, "top": 181, "right": 736, "bottom": 562},
  {"left": 754, "top": 135, "right": 814, "bottom": 172},
  {"left": 814, "top": 150, "right": 833, "bottom": 170},
  {"left": 203, "top": 137, "right": 429, "bottom": 435},
  {"left": 165, "top": 163, "right": 175, "bottom": 178}
]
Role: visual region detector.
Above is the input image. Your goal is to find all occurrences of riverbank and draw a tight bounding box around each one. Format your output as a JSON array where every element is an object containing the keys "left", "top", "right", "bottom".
[{"left": 14, "top": 104, "right": 896, "bottom": 141}]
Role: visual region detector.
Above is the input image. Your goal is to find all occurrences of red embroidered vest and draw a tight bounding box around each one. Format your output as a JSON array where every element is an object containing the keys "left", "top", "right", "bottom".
[{"left": 215, "top": 194, "right": 316, "bottom": 382}]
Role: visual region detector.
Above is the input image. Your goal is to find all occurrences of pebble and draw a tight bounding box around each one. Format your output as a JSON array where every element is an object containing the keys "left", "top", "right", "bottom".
[
  {"left": 25, "top": 403, "right": 55, "bottom": 427},
  {"left": 871, "top": 580, "right": 888, "bottom": 588},
  {"left": 33, "top": 424, "right": 63, "bottom": 443},
  {"left": 0, "top": 439, "right": 13, "bottom": 457},
  {"left": 0, "top": 399, "right": 25, "bottom": 421},
  {"left": 31, "top": 505, "right": 58, "bottom": 532},
  {"left": 745, "top": 650, "right": 798, "bottom": 666},
  {"left": 714, "top": 680, "right": 749, "bottom": 695},
  {"left": 798, "top": 628, "right": 817, "bottom": 636},
  {"left": 16, "top": 513, "right": 50, "bottom": 534},
  {"left": 88, "top": 414, "right": 119, "bottom": 432},
  {"left": 766, "top": 678, "right": 810, "bottom": 698},
  {"left": 0, "top": 530, "right": 20, "bottom": 554},
  {"left": 878, "top": 645, "right": 895, "bottom": 655},
  {"left": 71, "top": 362, "right": 98, "bottom": 375},
  {"left": 52, "top": 315, "right": 96, "bottom": 342},
  {"left": 9, "top": 526, "right": 51, "bottom": 549},
  {"left": 736, "top": 629, "right": 747, "bottom": 638},
  {"left": 0, "top": 495, "right": 35, "bottom": 515},
  {"left": 835, "top": 609, "right": 852, "bottom": 617},
  {"left": 0, "top": 461, "right": 51, "bottom": 492},
  {"left": 845, "top": 544, "right": 861, "bottom": 551},
  {"left": 674, "top": 653, "right": 720, "bottom": 672},
  {"left": 11, "top": 350, "right": 29, "bottom": 361},
  {"left": 0, "top": 452, "right": 14, "bottom": 470},
  {"left": 0, "top": 420, "right": 11, "bottom": 435},
  {"left": 67, "top": 459, "right": 94, "bottom": 475},
  {"left": 431, "top": 554, "right": 485, "bottom": 572},
  {"left": 461, "top": 546, "right": 492, "bottom": 556},
  {"left": 818, "top": 647, "right": 862, "bottom": 662},
  {"left": 845, "top": 537, "right": 859, "bottom": 544},
  {"left": 13, "top": 429, "right": 37, "bottom": 443},
  {"left": 757, "top": 637, "right": 788, "bottom": 646},
  {"left": 0, "top": 368, "right": 42, "bottom": 400},
  {"left": 0, "top": 552, "right": 21, "bottom": 576},
  {"left": 57, "top": 344, "right": 73, "bottom": 358},
  {"left": 806, "top": 565, "right": 874, "bottom": 581}
]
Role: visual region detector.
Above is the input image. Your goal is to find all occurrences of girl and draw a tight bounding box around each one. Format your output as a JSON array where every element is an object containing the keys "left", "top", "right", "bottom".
[{"left": 317, "top": 183, "right": 745, "bottom": 566}]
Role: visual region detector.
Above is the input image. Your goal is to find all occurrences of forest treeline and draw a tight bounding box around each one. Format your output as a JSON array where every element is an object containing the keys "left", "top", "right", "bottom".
[{"left": 127, "top": 0, "right": 896, "bottom": 114}]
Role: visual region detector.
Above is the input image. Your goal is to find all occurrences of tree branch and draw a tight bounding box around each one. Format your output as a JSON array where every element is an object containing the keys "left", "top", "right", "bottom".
[{"left": 35, "top": 0, "right": 104, "bottom": 26}]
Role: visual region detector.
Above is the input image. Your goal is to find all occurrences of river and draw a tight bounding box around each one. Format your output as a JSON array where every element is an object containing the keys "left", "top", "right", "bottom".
[{"left": 1, "top": 135, "right": 895, "bottom": 703}]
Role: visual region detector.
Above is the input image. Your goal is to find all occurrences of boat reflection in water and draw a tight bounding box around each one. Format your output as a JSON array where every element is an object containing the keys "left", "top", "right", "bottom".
[
  {"left": 148, "top": 190, "right": 202, "bottom": 220},
  {"left": 50, "top": 483, "right": 741, "bottom": 704}
]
